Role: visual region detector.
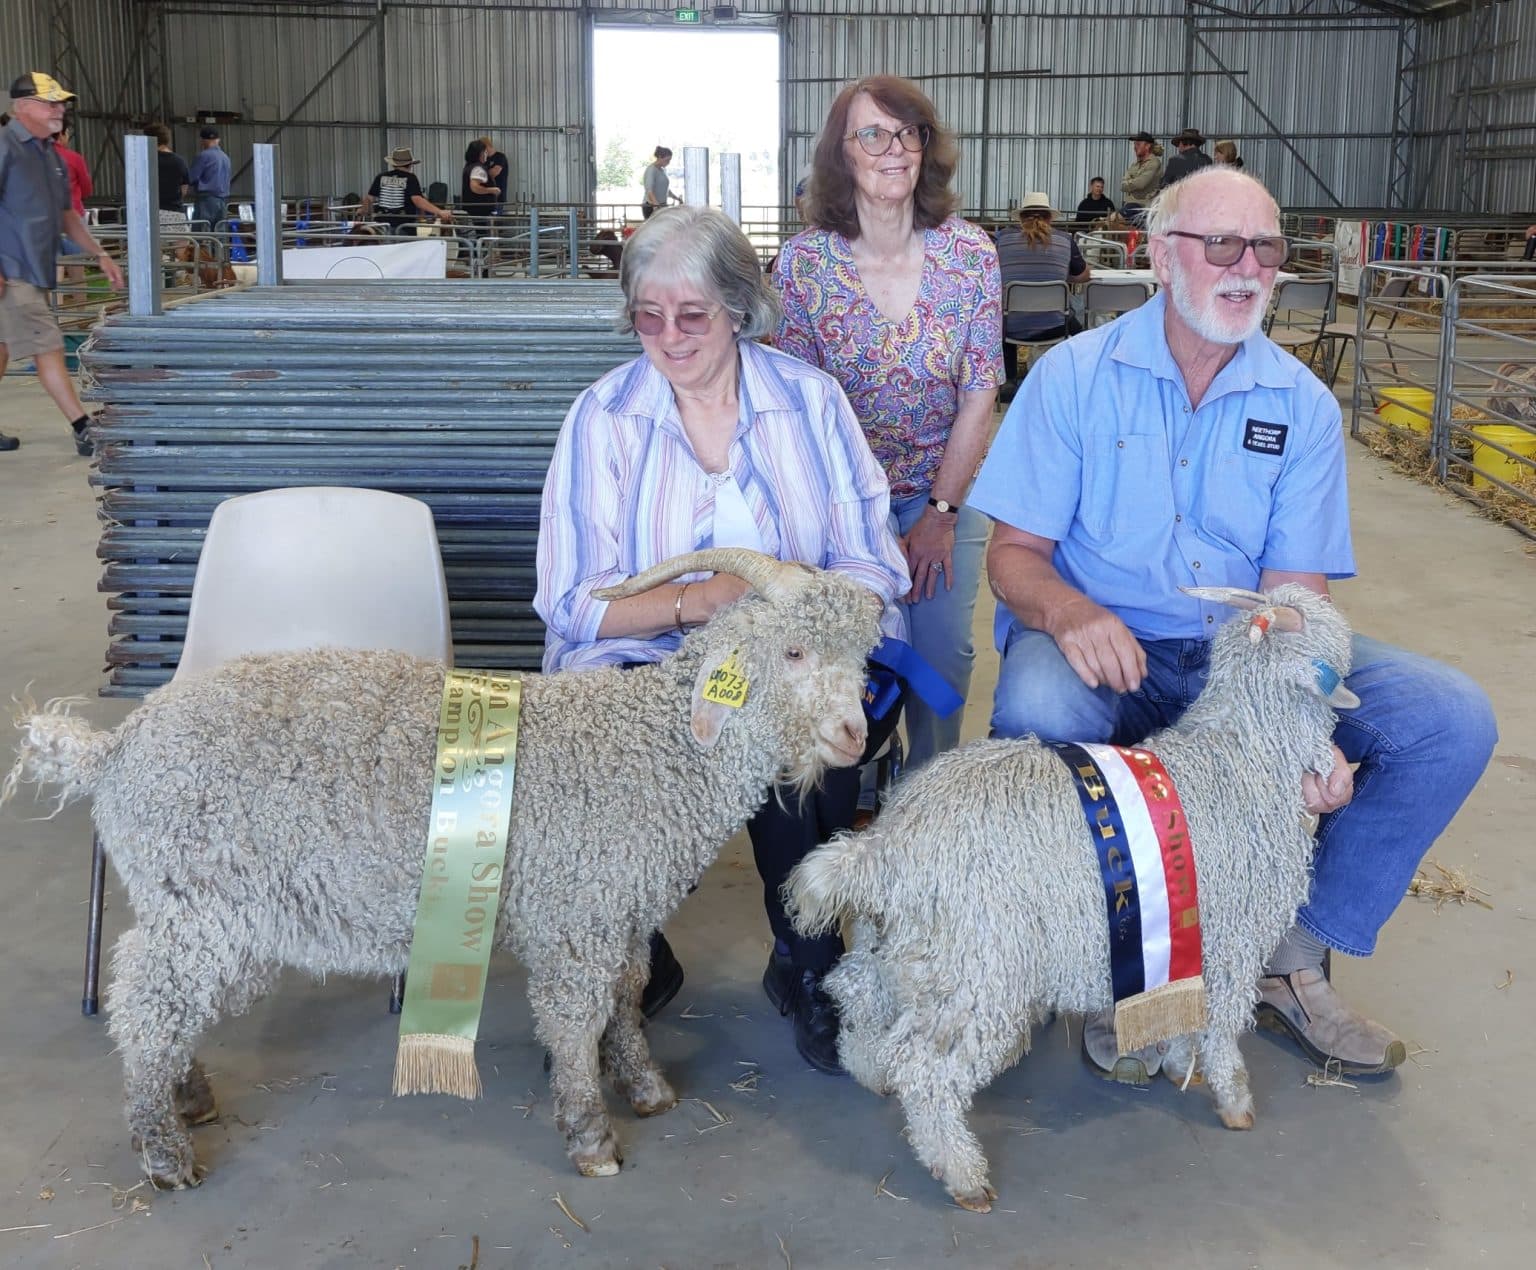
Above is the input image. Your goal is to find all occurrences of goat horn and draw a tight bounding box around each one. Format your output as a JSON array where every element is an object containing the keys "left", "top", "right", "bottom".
[
  {"left": 1180, "top": 585, "right": 1271, "bottom": 611},
  {"left": 592, "top": 549, "right": 816, "bottom": 603}
]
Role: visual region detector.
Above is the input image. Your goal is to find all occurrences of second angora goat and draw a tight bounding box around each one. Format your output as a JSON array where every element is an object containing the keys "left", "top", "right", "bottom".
[
  {"left": 4, "top": 548, "right": 883, "bottom": 1189},
  {"left": 786, "top": 584, "right": 1358, "bottom": 1211}
]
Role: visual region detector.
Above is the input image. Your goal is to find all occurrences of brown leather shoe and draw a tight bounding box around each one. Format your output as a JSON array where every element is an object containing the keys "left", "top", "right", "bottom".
[
  {"left": 1256, "top": 968, "right": 1406, "bottom": 1075},
  {"left": 1081, "top": 1007, "right": 1167, "bottom": 1086}
]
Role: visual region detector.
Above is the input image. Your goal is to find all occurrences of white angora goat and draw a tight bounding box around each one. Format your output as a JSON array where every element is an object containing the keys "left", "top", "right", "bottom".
[
  {"left": 4, "top": 549, "right": 883, "bottom": 1189},
  {"left": 786, "top": 585, "right": 1358, "bottom": 1211}
]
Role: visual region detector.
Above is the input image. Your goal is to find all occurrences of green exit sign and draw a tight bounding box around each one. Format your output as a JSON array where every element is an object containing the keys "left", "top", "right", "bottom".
[{"left": 675, "top": 8, "right": 701, "bottom": 23}]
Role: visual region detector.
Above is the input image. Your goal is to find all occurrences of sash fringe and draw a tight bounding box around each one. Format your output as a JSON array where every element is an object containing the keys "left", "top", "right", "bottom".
[
  {"left": 1114, "top": 976, "right": 1208, "bottom": 1054},
  {"left": 393, "top": 1032, "right": 483, "bottom": 1100}
]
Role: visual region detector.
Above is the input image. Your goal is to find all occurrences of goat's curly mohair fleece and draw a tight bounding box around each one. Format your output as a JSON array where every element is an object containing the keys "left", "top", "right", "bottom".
[
  {"left": 786, "top": 585, "right": 1355, "bottom": 1209},
  {"left": 6, "top": 570, "right": 882, "bottom": 1187}
]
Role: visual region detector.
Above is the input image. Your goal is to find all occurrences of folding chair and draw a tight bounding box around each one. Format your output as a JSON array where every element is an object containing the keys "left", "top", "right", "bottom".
[
  {"left": 1264, "top": 277, "right": 1335, "bottom": 374},
  {"left": 1004, "top": 280, "right": 1073, "bottom": 376},
  {"left": 81, "top": 487, "right": 453, "bottom": 1016},
  {"left": 1082, "top": 278, "right": 1154, "bottom": 328},
  {"left": 1325, "top": 275, "right": 1410, "bottom": 389}
]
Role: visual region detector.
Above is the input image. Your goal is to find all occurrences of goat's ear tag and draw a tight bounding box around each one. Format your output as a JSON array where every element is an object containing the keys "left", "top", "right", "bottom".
[{"left": 701, "top": 649, "right": 750, "bottom": 709}]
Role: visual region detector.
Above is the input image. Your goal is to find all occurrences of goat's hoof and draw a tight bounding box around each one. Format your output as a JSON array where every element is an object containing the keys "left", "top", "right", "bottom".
[
  {"left": 1219, "top": 1107, "right": 1255, "bottom": 1131},
  {"left": 144, "top": 1150, "right": 204, "bottom": 1190},
  {"left": 951, "top": 1183, "right": 997, "bottom": 1214},
  {"left": 570, "top": 1132, "right": 623, "bottom": 1178},
  {"left": 631, "top": 1091, "right": 678, "bottom": 1118}
]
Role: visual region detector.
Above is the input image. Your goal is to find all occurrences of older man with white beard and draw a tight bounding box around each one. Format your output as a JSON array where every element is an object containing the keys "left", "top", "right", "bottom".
[{"left": 969, "top": 167, "right": 1495, "bottom": 1086}]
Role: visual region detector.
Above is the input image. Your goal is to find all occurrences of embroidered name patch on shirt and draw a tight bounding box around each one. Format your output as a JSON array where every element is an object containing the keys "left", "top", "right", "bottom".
[{"left": 1242, "top": 419, "right": 1289, "bottom": 456}]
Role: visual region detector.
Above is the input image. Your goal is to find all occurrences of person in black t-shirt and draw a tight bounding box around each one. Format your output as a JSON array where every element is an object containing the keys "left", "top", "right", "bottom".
[
  {"left": 461, "top": 139, "right": 501, "bottom": 216},
  {"left": 1074, "top": 176, "right": 1116, "bottom": 226},
  {"left": 148, "top": 123, "right": 190, "bottom": 248},
  {"left": 361, "top": 146, "right": 453, "bottom": 235}
]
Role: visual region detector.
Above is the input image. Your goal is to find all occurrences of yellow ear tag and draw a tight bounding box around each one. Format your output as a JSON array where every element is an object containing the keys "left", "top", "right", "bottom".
[{"left": 701, "top": 648, "right": 750, "bottom": 709}]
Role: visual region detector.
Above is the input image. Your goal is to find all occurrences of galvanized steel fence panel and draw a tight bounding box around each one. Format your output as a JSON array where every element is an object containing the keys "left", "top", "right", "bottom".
[{"left": 80, "top": 278, "right": 637, "bottom": 696}]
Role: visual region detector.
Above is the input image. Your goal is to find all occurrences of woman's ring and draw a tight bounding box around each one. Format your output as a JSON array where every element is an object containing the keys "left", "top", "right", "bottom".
[{"left": 933, "top": 561, "right": 944, "bottom": 572}]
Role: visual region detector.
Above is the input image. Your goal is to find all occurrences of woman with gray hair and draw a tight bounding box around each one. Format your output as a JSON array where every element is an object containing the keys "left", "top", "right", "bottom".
[{"left": 536, "top": 204, "right": 910, "bottom": 1072}]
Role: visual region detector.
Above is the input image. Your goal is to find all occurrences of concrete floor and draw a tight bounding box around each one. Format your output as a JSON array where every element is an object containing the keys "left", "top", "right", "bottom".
[{"left": 1, "top": 371, "right": 1533, "bottom": 1270}]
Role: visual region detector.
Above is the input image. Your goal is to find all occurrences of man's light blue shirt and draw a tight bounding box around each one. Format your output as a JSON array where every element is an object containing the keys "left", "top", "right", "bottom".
[{"left": 970, "top": 290, "right": 1354, "bottom": 646}]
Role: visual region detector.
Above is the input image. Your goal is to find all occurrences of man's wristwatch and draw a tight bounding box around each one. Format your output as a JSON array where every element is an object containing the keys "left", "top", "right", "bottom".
[{"left": 927, "top": 496, "right": 961, "bottom": 515}]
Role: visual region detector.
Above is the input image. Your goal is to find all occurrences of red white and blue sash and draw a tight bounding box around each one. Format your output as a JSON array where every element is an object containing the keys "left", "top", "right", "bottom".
[{"left": 1053, "top": 741, "right": 1208, "bottom": 1051}]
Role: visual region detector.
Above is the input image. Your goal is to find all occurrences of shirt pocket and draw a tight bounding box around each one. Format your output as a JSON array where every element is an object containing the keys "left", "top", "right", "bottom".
[
  {"left": 1204, "top": 451, "right": 1282, "bottom": 557},
  {"left": 1081, "top": 433, "right": 1173, "bottom": 535}
]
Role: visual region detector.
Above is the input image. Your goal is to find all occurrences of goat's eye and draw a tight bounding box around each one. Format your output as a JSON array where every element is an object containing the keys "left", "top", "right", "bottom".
[{"left": 784, "top": 646, "right": 805, "bottom": 662}]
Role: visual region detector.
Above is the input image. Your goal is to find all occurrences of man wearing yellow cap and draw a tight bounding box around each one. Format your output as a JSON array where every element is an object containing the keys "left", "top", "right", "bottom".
[{"left": 0, "top": 72, "right": 125, "bottom": 455}]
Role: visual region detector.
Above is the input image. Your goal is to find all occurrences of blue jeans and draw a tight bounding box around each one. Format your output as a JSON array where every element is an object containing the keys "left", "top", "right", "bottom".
[
  {"left": 889, "top": 491, "right": 990, "bottom": 771},
  {"left": 992, "top": 625, "right": 1497, "bottom": 957},
  {"left": 193, "top": 194, "right": 227, "bottom": 231}
]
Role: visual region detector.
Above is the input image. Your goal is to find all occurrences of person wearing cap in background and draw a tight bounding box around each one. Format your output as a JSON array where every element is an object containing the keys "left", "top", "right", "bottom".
[
  {"left": 359, "top": 146, "right": 453, "bottom": 236},
  {"left": 1161, "top": 127, "right": 1213, "bottom": 188},
  {"left": 1119, "top": 130, "right": 1163, "bottom": 220},
  {"left": 0, "top": 72, "right": 125, "bottom": 455},
  {"left": 995, "top": 191, "right": 1089, "bottom": 398},
  {"left": 186, "top": 126, "right": 231, "bottom": 230}
]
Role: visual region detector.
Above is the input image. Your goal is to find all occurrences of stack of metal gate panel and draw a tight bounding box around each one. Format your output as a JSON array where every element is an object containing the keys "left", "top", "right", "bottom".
[{"left": 81, "top": 279, "right": 638, "bottom": 698}]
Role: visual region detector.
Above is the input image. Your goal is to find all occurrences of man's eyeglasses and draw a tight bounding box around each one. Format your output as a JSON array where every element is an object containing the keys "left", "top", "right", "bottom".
[
  {"left": 630, "top": 305, "right": 723, "bottom": 337},
  {"left": 845, "top": 123, "right": 931, "bottom": 157},
  {"left": 1164, "top": 231, "right": 1290, "bottom": 268}
]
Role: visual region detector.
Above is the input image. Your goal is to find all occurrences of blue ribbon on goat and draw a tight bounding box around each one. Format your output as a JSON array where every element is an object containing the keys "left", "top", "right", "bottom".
[
  {"left": 1050, "top": 741, "right": 1146, "bottom": 1002},
  {"left": 1313, "top": 659, "right": 1343, "bottom": 697},
  {"left": 864, "top": 637, "right": 965, "bottom": 721}
]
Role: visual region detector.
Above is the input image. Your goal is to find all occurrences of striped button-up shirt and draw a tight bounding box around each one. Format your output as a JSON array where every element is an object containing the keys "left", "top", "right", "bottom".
[{"left": 536, "top": 338, "right": 910, "bottom": 672}]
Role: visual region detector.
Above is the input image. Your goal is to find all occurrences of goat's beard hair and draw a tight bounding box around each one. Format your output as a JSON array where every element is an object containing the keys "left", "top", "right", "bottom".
[{"left": 776, "top": 748, "right": 831, "bottom": 809}]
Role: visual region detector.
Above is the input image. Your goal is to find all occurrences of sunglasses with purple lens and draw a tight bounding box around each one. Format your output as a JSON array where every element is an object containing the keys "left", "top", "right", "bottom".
[
  {"left": 1165, "top": 231, "right": 1290, "bottom": 268},
  {"left": 630, "top": 305, "right": 723, "bottom": 337}
]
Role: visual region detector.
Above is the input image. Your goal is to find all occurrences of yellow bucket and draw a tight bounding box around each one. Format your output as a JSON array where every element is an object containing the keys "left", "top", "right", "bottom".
[
  {"left": 1469, "top": 424, "right": 1536, "bottom": 490},
  {"left": 1376, "top": 387, "right": 1434, "bottom": 435}
]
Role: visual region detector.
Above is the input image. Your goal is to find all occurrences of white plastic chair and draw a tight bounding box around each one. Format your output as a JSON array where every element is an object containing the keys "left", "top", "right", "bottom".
[
  {"left": 1083, "top": 278, "right": 1154, "bottom": 327},
  {"left": 1003, "top": 280, "right": 1074, "bottom": 375},
  {"left": 82, "top": 486, "right": 453, "bottom": 1015}
]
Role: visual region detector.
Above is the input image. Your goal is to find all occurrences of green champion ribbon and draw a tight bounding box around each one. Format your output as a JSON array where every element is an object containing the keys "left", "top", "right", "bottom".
[{"left": 393, "top": 669, "right": 522, "bottom": 1100}]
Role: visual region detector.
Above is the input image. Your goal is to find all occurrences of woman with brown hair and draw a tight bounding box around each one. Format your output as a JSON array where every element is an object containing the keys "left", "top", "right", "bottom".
[
  {"left": 994, "top": 190, "right": 1089, "bottom": 386},
  {"left": 773, "top": 75, "right": 1002, "bottom": 774}
]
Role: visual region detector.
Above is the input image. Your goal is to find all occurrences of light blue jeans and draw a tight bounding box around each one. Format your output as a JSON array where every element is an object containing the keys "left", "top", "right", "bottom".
[
  {"left": 991, "top": 626, "right": 1497, "bottom": 956},
  {"left": 889, "top": 492, "right": 990, "bottom": 771}
]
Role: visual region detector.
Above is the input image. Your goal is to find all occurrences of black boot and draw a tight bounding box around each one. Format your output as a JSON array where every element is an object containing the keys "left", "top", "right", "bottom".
[
  {"left": 763, "top": 949, "right": 842, "bottom": 1074},
  {"left": 640, "top": 929, "right": 684, "bottom": 1020},
  {"left": 0, "top": 432, "right": 18, "bottom": 452}
]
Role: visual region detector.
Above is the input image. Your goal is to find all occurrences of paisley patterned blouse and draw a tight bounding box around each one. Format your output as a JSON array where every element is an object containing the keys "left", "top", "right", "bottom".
[{"left": 773, "top": 215, "right": 1003, "bottom": 498}]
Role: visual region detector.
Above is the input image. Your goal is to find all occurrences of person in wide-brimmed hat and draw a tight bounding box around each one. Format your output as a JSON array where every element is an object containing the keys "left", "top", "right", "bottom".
[
  {"left": 1119, "top": 129, "right": 1163, "bottom": 218},
  {"left": 359, "top": 144, "right": 452, "bottom": 235},
  {"left": 995, "top": 190, "right": 1089, "bottom": 392},
  {"left": 1161, "top": 126, "right": 1212, "bottom": 188}
]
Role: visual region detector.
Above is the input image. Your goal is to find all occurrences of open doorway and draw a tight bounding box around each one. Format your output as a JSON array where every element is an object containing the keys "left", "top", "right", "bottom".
[{"left": 592, "top": 25, "right": 780, "bottom": 222}]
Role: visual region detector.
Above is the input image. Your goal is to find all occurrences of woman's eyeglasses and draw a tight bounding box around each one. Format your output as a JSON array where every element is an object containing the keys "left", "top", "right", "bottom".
[
  {"left": 845, "top": 123, "right": 931, "bottom": 157},
  {"left": 630, "top": 305, "right": 723, "bottom": 337},
  {"left": 1164, "top": 231, "right": 1291, "bottom": 268}
]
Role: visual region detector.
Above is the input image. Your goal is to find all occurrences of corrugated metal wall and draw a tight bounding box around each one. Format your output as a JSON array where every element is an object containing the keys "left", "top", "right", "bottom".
[
  {"left": 27, "top": 1, "right": 1528, "bottom": 214},
  {"left": 160, "top": 4, "right": 588, "bottom": 202},
  {"left": 1413, "top": 0, "right": 1536, "bottom": 214},
  {"left": 14, "top": 0, "right": 145, "bottom": 201}
]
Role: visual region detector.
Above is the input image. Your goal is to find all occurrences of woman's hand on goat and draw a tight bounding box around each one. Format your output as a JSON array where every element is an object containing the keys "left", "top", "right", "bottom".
[
  {"left": 1301, "top": 744, "right": 1353, "bottom": 814},
  {"left": 902, "top": 510, "right": 956, "bottom": 602},
  {"left": 1050, "top": 596, "right": 1147, "bottom": 693}
]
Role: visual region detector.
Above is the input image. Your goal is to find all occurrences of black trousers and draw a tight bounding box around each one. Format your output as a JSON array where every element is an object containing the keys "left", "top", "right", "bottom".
[
  {"left": 1524, "top": 235, "right": 1536, "bottom": 262},
  {"left": 745, "top": 689, "right": 906, "bottom": 974}
]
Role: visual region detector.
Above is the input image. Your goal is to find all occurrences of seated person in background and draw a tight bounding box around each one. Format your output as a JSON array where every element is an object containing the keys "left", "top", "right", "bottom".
[
  {"left": 535, "top": 205, "right": 911, "bottom": 1074},
  {"left": 971, "top": 166, "right": 1496, "bottom": 1087},
  {"left": 1524, "top": 224, "right": 1535, "bottom": 261},
  {"left": 995, "top": 191, "right": 1090, "bottom": 386},
  {"left": 360, "top": 146, "right": 452, "bottom": 235},
  {"left": 1075, "top": 176, "right": 1116, "bottom": 225}
]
